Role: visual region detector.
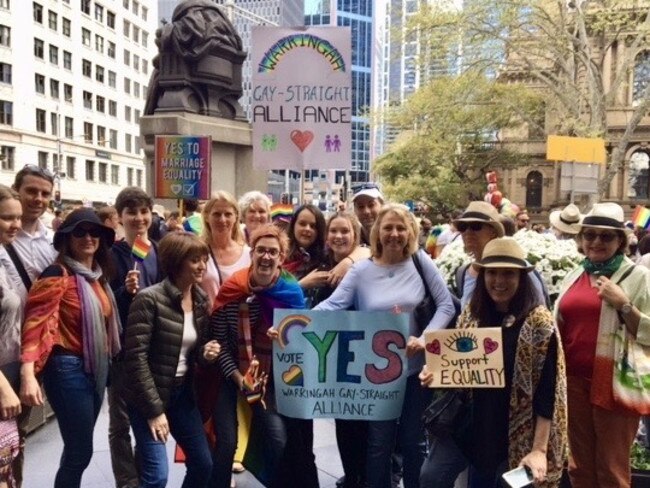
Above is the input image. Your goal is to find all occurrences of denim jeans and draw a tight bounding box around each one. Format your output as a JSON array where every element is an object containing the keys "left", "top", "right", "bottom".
[
  {"left": 42, "top": 354, "right": 105, "bottom": 488},
  {"left": 128, "top": 381, "right": 212, "bottom": 488},
  {"left": 366, "top": 374, "right": 431, "bottom": 488},
  {"left": 419, "top": 432, "right": 468, "bottom": 488},
  {"left": 108, "top": 360, "right": 138, "bottom": 488}
]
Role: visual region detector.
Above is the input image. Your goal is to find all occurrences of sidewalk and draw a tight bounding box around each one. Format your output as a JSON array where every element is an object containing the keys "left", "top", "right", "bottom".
[{"left": 23, "top": 399, "right": 343, "bottom": 487}]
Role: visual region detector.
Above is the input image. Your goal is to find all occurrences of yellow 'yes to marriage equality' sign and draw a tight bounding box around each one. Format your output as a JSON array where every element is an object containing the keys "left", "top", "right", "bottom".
[{"left": 424, "top": 328, "right": 505, "bottom": 388}]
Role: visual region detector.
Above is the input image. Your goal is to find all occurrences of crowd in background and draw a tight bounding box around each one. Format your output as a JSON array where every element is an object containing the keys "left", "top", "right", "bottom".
[{"left": 1, "top": 163, "right": 650, "bottom": 488}]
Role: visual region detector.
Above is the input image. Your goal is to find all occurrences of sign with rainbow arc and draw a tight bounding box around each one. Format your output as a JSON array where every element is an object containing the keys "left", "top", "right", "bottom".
[
  {"left": 272, "top": 310, "right": 408, "bottom": 421},
  {"left": 251, "top": 27, "right": 352, "bottom": 171}
]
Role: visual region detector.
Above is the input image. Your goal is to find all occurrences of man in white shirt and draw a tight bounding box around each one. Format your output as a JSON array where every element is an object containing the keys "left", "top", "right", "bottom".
[{"left": 2, "top": 165, "right": 57, "bottom": 488}]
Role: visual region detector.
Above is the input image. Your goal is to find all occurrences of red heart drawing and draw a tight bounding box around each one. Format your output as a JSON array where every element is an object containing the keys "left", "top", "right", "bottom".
[
  {"left": 425, "top": 339, "right": 441, "bottom": 355},
  {"left": 290, "top": 130, "right": 314, "bottom": 152},
  {"left": 484, "top": 338, "right": 499, "bottom": 355}
]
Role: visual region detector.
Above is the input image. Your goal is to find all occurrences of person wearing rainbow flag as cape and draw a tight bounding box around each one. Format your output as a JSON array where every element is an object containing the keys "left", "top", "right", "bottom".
[{"left": 205, "top": 224, "right": 313, "bottom": 488}]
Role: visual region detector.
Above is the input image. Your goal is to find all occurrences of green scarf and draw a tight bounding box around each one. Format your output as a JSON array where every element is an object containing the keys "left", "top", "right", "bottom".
[{"left": 582, "top": 253, "right": 624, "bottom": 277}]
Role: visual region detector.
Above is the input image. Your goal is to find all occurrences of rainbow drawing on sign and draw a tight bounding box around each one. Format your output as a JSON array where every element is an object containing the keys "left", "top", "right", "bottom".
[
  {"left": 257, "top": 33, "right": 346, "bottom": 73},
  {"left": 276, "top": 314, "right": 311, "bottom": 349},
  {"left": 282, "top": 365, "right": 304, "bottom": 386}
]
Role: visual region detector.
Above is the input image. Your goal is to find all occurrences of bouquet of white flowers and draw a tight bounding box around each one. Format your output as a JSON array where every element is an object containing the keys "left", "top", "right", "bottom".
[{"left": 436, "top": 230, "right": 583, "bottom": 302}]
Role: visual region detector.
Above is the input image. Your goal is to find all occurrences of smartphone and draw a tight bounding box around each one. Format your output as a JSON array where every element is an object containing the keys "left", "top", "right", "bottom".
[{"left": 501, "top": 466, "right": 533, "bottom": 488}]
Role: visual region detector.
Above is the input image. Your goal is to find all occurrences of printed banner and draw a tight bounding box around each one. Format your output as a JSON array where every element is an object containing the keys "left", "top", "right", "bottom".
[
  {"left": 272, "top": 310, "right": 409, "bottom": 420},
  {"left": 251, "top": 27, "right": 352, "bottom": 170},
  {"left": 154, "top": 136, "right": 211, "bottom": 199},
  {"left": 424, "top": 328, "right": 505, "bottom": 388}
]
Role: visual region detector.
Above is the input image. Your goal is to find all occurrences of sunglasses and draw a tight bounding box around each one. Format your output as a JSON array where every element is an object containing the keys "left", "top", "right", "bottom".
[
  {"left": 19, "top": 164, "right": 55, "bottom": 183},
  {"left": 352, "top": 182, "right": 379, "bottom": 193},
  {"left": 581, "top": 231, "right": 619, "bottom": 243},
  {"left": 253, "top": 246, "right": 280, "bottom": 258},
  {"left": 457, "top": 222, "right": 485, "bottom": 232},
  {"left": 71, "top": 227, "right": 102, "bottom": 238}
]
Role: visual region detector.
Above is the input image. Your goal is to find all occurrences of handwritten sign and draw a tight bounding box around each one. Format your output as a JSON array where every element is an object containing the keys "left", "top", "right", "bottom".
[
  {"left": 272, "top": 310, "right": 408, "bottom": 420},
  {"left": 424, "top": 328, "right": 505, "bottom": 388},
  {"left": 154, "top": 136, "right": 211, "bottom": 199},
  {"left": 251, "top": 27, "right": 352, "bottom": 171}
]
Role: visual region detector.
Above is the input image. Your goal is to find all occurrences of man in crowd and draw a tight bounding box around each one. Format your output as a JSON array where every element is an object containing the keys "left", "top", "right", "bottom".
[
  {"left": 352, "top": 183, "right": 383, "bottom": 245},
  {"left": 516, "top": 209, "right": 531, "bottom": 231}
]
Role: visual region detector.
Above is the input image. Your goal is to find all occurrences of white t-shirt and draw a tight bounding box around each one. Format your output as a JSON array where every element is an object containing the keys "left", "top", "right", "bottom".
[
  {"left": 176, "top": 311, "right": 197, "bottom": 378},
  {"left": 200, "top": 245, "right": 252, "bottom": 307}
]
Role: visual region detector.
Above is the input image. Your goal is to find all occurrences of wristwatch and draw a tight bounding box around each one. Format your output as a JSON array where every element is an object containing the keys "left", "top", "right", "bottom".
[{"left": 620, "top": 302, "right": 634, "bottom": 316}]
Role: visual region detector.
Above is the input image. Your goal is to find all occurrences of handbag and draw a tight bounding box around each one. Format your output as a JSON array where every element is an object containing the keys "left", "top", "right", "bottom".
[
  {"left": 422, "top": 389, "right": 472, "bottom": 457},
  {"left": 412, "top": 253, "right": 436, "bottom": 333},
  {"left": 611, "top": 266, "right": 650, "bottom": 415}
]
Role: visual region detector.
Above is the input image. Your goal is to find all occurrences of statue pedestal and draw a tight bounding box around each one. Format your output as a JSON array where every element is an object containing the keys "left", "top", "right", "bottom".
[{"left": 141, "top": 112, "right": 267, "bottom": 200}]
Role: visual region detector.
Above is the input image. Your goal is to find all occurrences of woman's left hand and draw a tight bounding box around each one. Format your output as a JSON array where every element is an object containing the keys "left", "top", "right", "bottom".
[
  {"left": 406, "top": 336, "right": 424, "bottom": 358},
  {"left": 595, "top": 276, "right": 629, "bottom": 310},
  {"left": 519, "top": 449, "right": 547, "bottom": 483},
  {"left": 202, "top": 340, "right": 221, "bottom": 363},
  {"left": 267, "top": 328, "right": 279, "bottom": 340},
  {"left": 148, "top": 413, "right": 170, "bottom": 443}
]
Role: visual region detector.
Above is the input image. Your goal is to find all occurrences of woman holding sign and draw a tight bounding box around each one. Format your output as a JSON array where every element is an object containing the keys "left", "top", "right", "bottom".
[
  {"left": 554, "top": 203, "right": 650, "bottom": 488},
  {"left": 314, "top": 203, "right": 456, "bottom": 488},
  {"left": 420, "top": 238, "right": 567, "bottom": 487},
  {"left": 208, "top": 224, "right": 309, "bottom": 488}
]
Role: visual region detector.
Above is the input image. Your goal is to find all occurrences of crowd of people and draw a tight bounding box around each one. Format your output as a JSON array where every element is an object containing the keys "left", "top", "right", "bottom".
[{"left": 0, "top": 163, "right": 649, "bottom": 488}]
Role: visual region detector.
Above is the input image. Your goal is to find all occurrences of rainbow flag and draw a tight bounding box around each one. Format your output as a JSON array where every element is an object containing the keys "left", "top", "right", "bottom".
[
  {"left": 270, "top": 203, "right": 293, "bottom": 223},
  {"left": 132, "top": 235, "right": 151, "bottom": 262},
  {"left": 632, "top": 205, "right": 650, "bottom": 229}
]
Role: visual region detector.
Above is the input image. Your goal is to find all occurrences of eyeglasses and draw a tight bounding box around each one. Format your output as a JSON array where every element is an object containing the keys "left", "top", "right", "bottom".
[
  {"left": 457, "top": 222, "right": 485, "bottom": 232},
  {"left": 18, "top": 164, "right": 55, "bottom": 184},
  {"left": 71, "top": 227, "right": 102, "bottom": 238},
  {"left": 581, "top": 231, "right": 619, "bottom": 243},
  {"left": 253, "top": 246, "right": 280, "bottom": 258}
]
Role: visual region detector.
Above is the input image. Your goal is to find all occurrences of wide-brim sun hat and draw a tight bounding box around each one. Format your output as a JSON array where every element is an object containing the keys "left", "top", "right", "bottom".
[
  {"left": 578, "top": 202, "right": 631, "bottom": 234},
  {"left": 454, "top": 201, "right": 505, "bottom": 237},
  {"left": 549, "top": 203, "right": 581, "bottom": 235},
  {"left": 473, "top": 237, "right": 534, "bottom": 271},
  {"left": 53, "top": 207, "right": 115, "bottom": 252}
]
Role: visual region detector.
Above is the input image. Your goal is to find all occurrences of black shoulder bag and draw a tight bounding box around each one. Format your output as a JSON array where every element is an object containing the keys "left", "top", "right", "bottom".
[{"left": 412, "top": 253, "right": 436, "bottom": 334}]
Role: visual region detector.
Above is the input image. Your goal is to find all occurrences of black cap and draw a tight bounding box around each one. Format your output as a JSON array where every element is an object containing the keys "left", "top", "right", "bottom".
[{"left": 53, "top": 208, "right": 115, "bottom": 252}]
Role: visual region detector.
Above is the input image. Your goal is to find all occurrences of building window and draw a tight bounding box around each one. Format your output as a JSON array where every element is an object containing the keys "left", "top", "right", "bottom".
[
  {"left": 0, "top": 25, "right": 9, "bottom": 47},
  {"left": 62, "top": 18, "right": 71, "bottom": 37},
  {"left": 123, "top": 20, "right": 130, "bottom": 38},
  {"left": 49, "top": 45, "right": 58, "bottom": 65},
  {"left": 108, "top": 70, "right": 116, "bottom": 88},
  {"left": 133, "top": 54, "right": 140, "bottom": 72},
  {"left": 125, "top": 133, "right": 132, "bottom": 153},
  {"left": 132, "top": 26, "right": 139, "bottom": 44},
  {"left": 64, "top": 84, "right": 72, "bottom": 102},
  {"left": 132, "top": 1, "right": 139, "bottom": 15},
  {"left": 628, "top": 151, "right": 649, "bottom": 199},
  {"left": 124, "top": 77, "right": 130, "bottom": 94},
  {"left": 1, "top": 146, "right": 15, "bottom": 170},
  {"left": 109, "top": 129, "right": 117, "bottom": 149},
  {"left": 38, "top": 151, "right": 48, "bottom": 169},
  {"left": 96, "top": 96, "right": 105, "bottom": 112},
  {"left": 33, "top": 3, "right": 43, "bottom": 24},
  {"left": 97, "top": 127, "right": 106, "bottom": 147},
  {"left": 66, "top": 156, "right": 76, "bottom": 179},
  {"left": 83, "top": 122, "right": 93, "bottom": 143},
  {"left": 48, "top": 10, "right": 57, "bottom": 30},
  {"left": 95, "top": 35, "right": 104, "bottom": 53},
  {"left": 98, "top": 162, "right": 107, "bottom": 183},
  {"left": 83, "top": 91, "right": 92, "bottom": 109},
  {"left": 142, "top": 59, "right": 148, "bottom": 75},
  {"left": 127, "top": 167, "right": 133, "bottom": 186},
  {"left": 35, "top": 108, "right": 46, "bottom": 132},
  {"left": 34, "top": 74, "right": 45, "bottom": 94},
  {"left": 141, "top": 6, "right": 148, "bottom": 21},
  {"left": 111, "top": 164, "right": 119, "bottom": 185},
  {"left": 142, "top": 32, "right": 148, "bottom": 48},
  {"left": 107, "top": 41, "right": 115, "bottom": 59},
  {"left": 106, "top": 10, "right": 115, "bottom": 29},
  {"left": 82, "top": 28, "right": 90, "bottom": 47},
  {"left": 85, "top": 159, "right": 95, "bottom": 181},
  {"left": 0, "top": 63, "right": 10, "bottom": 84},
  {"left": 81, "top": 0, "right": 90, "bottom": 15},
  {"left": 123, "top": 49, "right": 130, "bottom": 66},
  {"left": 123, "top": 0, "right": 129, "bottom": 10},
  {"left": 108, "top": 100, "right": 116, "bottom": 116},
  {"left": 94, "top": 4, "right": 103, "bottom": 22},
  {"left": 0, "top": 1, "right": 9, "bottom": 11},
  {"left": 133, "top": 82, "right": 140, "bottom": 98},
  {"left": 525, "top": 171, "right": 543, "bottom": 208},
  {"left": 63, "top": 50, "right": 72, "bottom": 70},
  {"left": 0, "top": 100, "right": 12, "bottom": 125},
  {"left": 134, "top": 109, "right": 140, "bottom": 124},
  {"left": 124, "top": 106, "right": 131, "bottom": 122},
  {"left": 34, "top": 38, "right": 44, "bottom": 58},
  {"left": 50, "top": 79, "right": 59, "bottom": 99},
  {"left": 65, "top": 116, "right": 73, "bottom": 138},
  {"left": 136, "top": 169, "right": 142, "bottom": 187},
  {"left": 96, "top": 65, "right": 104, "bottom": 83},
  {"left": 82, "top": 59, "right": 91, "bottom": 77},
  {"left": 50, "top": 112, "right": 58, "bottom": 135}
]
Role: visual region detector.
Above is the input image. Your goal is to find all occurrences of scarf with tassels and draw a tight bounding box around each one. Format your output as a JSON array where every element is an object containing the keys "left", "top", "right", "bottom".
[{"left": 62, "top": 257, "right": 121, "bottom": 395}]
